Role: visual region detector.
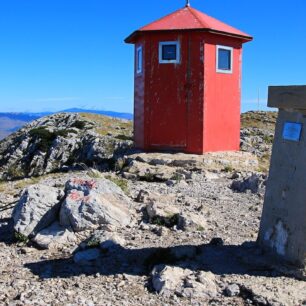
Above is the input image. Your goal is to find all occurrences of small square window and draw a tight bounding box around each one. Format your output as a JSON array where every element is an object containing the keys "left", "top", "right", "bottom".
[
  {"left": 136, "top": 46, "right": 142, "bottom": 74},
  {"left": 216, "top": 45, "right": 233, "bottom": 73},
  {"left": 162, "top": 45, "right": 177, "bottom": 61},
  {"left": 159, "top": 41, "right": 180, "bottom": 64}
]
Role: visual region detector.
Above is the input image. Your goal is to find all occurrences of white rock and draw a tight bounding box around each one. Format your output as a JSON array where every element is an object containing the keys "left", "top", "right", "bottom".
[
  {"left": 32, "top": 222, "right": 77, "bottom": 249},
  {"left": 88, "top": 229, "right": 125, "bottom": 251},
  {"left": 12, "top": 184, "right": 63, "bottom": 237},
  {"left": 151, "top": 265, "right": 218, "bottom": 298},
  {"left": 60, "top": 178, "right": 131, "bottom": 232},
  {"left": 225, "top": 284, "right": 240, "bottom": 297},
  {"left": 151, "top": 265, "right": 189, "bottom": 297}
]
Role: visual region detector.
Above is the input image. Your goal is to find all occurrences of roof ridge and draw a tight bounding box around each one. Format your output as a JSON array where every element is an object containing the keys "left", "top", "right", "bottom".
[
  {"left": 187, "top": 6, "right": 207, "bottom": 28},
  {"left": 140, "top": 7, "right": 184, "bottom": 31}
]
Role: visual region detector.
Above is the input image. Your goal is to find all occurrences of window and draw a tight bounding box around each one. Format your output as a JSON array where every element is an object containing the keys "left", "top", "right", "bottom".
[
  {"left": 216, "top": 45, "right": 233, "bottom": 73},
  {"left": 136, "top": 46, "right": 142, "bottom": 74},
  {"left": 159, "top": 41, "right": 180, "bottom": 64}
]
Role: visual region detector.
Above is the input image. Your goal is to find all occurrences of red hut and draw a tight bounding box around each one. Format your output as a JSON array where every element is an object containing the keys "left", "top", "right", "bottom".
[{"left": 125, "top": 2, "right": 252, "bottom": 154}]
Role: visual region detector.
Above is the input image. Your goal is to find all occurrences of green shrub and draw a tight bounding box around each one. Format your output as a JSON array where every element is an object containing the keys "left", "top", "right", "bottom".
[
  {"left": 87, "top": 238, "right": 100, "bottom": 248},
  {"left": 7, "top": 165, "right": 25, "bottom": 179},
  {"left": 15, "top": 232, "right": 29, "bottom": 244},
  {"left": 223, "top": 165, "right": 234, "bottom": 173},
  {"left": 151, "top": 213, "right": 180, "bottom": 228},
  {"left": 29, "top": 127, "right": 75, "bottom": 152},
  {"left": 71, "top": 120, "right": 86, "bottom": 130},
  {"left": 115, "top": 134, "right": 133, "bottom": 141}
]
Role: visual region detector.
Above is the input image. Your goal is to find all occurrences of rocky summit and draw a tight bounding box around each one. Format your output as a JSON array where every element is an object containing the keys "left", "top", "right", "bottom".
[
  {"left": 0, "top": 113, "right": 133, "bottom": 180},
  {"left": 0, "top": 111, "right": 305, "bottom": 306}
]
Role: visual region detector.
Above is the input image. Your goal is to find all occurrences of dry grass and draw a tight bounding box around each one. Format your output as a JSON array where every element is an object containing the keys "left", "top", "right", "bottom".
[
  {"left": 0, "top": 181, "right": 7, "bottom": 193},
  {"left": 80, "top": 113, "right": 133, "bottom": 140},
  {"left": 241, "top": 111, "right": 277, "bottom": 131}
]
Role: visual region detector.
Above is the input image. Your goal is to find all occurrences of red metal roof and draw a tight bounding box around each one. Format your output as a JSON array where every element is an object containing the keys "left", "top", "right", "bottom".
[{"left": 125, "top": 6, "right": 252, "bottom": 43}]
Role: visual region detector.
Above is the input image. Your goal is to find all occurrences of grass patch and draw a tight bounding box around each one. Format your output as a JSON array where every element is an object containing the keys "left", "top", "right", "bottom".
[
  {"left": 263, "top": 134, "right": 274, "bottom": 144},
  {"left": 105, "top": 175, "right": 129, "bottom": 194},
  {"left": 6, "top": 165, "right": 25, "bottom": 179},
  {"left": 171, "top": 173, "right": 183, "bottom": 182},
  {"left": 143, "top": 172, "right": 156, "bottom": 182},
  {"left": 258, "top": 153, "right": 271, "bottom": 173},
  {"left": 0, "top": 181, "right": 7, "bottom": 192},
  {"left": 80, "top": 113, "right": 133, "bottom": 139},
  {"left": 223, "top": 165, "right": 234, "bottom": 173},
  {"left": 15, "top": 177, "right": 41, "bottom": 189},
  {"left": 196, "top": 225, "right": 205, "bottom": 232},
  {"left": 115, "top": 134, "right": 133, "bottom": 141}
]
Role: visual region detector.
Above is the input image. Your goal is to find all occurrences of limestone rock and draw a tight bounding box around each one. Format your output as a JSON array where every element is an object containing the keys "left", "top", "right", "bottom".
[
  {"left": 87, "top": 229, "right": 125, "bottom": 251},
  {"left": 60, "top": 178, "right": 131, "bottom": 232},
  {"left": 32, "top": 222, "right": 77, "bottom": 249},
  {"left": 151, "top": 265, "right": 189, "bottom": 297},
  {"left": 177, "top": 213, "right": 207, "bottom": 232},
  {"left": 151, "top": 265, "right": 218, "bottom": 298},
  {"left": 12, "top": 184, "right": 63, "bottom": 237},
  {"left": 124, "top": 151, "right": 259, "bottom": 175},
  {"left": 231, "top": 173, "right": 267, "bottom": 194},
  {"left": 125, "top": 160, "right": 177, "bottom": 182},
  {"left": 225, "top": 284, "right": 240, "bottom": 297}
]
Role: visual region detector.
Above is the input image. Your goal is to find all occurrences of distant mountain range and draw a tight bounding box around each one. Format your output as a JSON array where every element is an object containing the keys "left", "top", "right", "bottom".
[{"left": 0, "top": 109, "right": 133, "bottom": 140}]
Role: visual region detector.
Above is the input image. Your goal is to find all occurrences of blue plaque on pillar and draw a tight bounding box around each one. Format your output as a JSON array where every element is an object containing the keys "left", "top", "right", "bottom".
[{"left": 282, "top": 122, "right": 302, "bottom": 142}]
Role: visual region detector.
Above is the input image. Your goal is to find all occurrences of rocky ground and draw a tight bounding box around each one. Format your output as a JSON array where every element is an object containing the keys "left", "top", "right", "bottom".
[{"left": 0, "top": 111, "right": 305, "bottom": 306}]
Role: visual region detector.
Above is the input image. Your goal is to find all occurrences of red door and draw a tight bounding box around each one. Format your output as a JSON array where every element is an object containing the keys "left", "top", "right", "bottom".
[{"left": 148, "top": 38, "right": 189, "bottom": 149}]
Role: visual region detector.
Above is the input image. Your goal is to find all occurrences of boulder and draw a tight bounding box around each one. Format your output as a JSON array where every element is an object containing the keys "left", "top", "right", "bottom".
[
  {"left": 151, "top": 265, "right": 218, "bottom": 298},
  {"left": 151, "top": 265, "right": 189, "bottom": 297},
  {"left": 177, "top": 213, "right": 207, "bottom": 232},
  {"left": 12, "top": 184, "right": 63, "bottom": 237},
  {"left": 231, "top": 173, "right": 267, "bottom": 194},
  {"left": 146, "top": 202, "right": 180, "bottom": 228},
  {"left": 224, "top": 284, "right": 240, "bottom": 297},
  {"left": 32, "top": 222, "right": 77, "bottom": 249},
  {"left": 60, "top": 178, "right": 131, "bottom": 232},
  {"left": 87, "top": 229, "right": 125, "bottom": 251}
]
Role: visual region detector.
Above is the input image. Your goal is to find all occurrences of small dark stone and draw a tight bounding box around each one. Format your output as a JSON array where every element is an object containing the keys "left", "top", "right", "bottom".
[{"left": 209, "top": 237, "right": 224, "bottom": 246}]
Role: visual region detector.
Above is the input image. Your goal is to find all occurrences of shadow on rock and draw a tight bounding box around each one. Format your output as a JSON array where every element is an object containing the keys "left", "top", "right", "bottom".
[
  {"left": 0, "top": 217, "right": 14, "bottom": 244},
  {"left": 24, "top": 241, "right": 291, "bottom": 280}
]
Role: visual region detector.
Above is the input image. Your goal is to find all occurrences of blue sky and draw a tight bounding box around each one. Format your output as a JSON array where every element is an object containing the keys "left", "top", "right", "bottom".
[{"left": 0, "top": 0, "right": 305, "bottom": 113}]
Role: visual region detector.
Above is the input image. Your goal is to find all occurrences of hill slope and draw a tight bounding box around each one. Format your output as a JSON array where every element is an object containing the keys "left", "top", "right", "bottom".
[
  {"left": 0, "top": 110, "right": 133, "bottom": 140},
  {"left": 0, "top": 113, "right": 133, "bottom": 180}
]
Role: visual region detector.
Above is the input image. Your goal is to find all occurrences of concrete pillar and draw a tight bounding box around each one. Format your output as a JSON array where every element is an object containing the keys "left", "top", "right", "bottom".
[{"left": 258, "top": 85, "right": 306, "bottom": 268}]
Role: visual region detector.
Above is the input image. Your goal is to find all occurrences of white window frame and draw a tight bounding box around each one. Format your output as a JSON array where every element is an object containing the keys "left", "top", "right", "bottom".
[
  {"left": 216, "top": 45, "right": 233, "bottom": 74},
  {"left": 136, "top": 46, "right": 143, "bottom": 74},
  {"left": 159, "top": 41, "right": 180, "bottom": 64}
]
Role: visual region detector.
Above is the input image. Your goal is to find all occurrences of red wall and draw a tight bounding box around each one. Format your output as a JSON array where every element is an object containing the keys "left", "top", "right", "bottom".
[
  {"left": 134, "top": 40, "right": 145, "bottom": 149},
  {"left": 203, "top": 34, "right": 243, "bottom": 152},
  {"left": 133, "top": 31, "right": 244, "bottom": 154},
  {"left": 139, "top": 32, "right": 204, "bottom": 153}
]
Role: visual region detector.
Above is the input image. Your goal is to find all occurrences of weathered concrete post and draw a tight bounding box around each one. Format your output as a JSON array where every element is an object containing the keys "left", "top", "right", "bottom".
[{"left": 258, "top": 85, "right": 306, "bottom": 268}]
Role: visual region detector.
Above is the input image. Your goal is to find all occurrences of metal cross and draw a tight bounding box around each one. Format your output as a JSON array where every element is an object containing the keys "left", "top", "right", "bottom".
[{"left": 186, "top": 0, "right": 191, "bottom": 7}]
